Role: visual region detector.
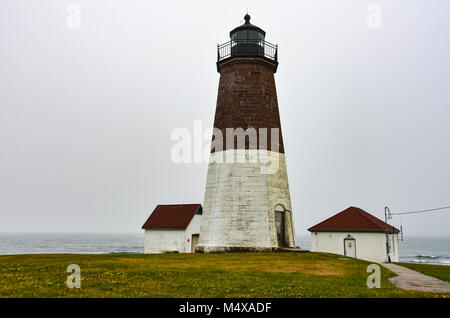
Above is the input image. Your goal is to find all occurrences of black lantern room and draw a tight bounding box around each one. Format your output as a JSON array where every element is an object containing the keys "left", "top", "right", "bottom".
[
  {"left": 217, "top": 14, "right": 278, "bottom": 70},
  {"left": 230, "top": 14, "right": 266, "bottom": 57}
]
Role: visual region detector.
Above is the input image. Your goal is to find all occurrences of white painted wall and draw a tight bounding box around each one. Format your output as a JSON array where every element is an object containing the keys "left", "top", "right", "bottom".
[
  {"left": 310, "top": 231, "right": 399, "bottom": 263},
  {"left": 144, "top": 229, "right": 185, "bottom": 254},
  {"left": 184, "top": 214, "right": 201, "bottom": 253},
  {"left": 144, "top": 214, "right": 202, "bottom": 254},
  {"left": 198, "top": 150, "right": 296, "bottom": 252}
]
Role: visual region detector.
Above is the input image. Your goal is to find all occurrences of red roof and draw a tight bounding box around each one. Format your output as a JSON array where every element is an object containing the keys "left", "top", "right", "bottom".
[
  {"left": 142, "top": 204, "right": 202, "bottom": 229},
  {"left": 308, "top": 206, "right": 399, "bottom": 233}
]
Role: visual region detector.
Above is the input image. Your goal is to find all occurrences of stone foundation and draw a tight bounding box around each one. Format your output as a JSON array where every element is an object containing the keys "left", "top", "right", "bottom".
[{"left": 195, "top": 245, "right": 302, "bottom": 253}]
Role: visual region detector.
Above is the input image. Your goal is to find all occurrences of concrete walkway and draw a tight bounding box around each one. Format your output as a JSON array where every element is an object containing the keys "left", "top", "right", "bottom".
[{"left": 381, "top": 263, "right": 450, "bottom": 293}]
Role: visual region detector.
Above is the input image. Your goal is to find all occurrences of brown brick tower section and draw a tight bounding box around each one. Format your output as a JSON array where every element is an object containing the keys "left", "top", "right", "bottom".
[{"left": 213, "top": 58, "right": 284, "bottom": 153}]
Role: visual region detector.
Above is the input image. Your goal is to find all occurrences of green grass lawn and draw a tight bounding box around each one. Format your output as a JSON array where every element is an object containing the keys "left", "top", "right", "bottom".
[
  {"left": 0, "top": 252, "right": 448, "bottom": 298},
  {"left": 396, "top": 262, "right": 450, "bottom": 283}
]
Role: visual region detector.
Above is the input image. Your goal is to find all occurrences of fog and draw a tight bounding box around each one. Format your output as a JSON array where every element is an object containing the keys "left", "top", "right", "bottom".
[{"left": 1, "top": 0, "right": 449, "bottom": 237}]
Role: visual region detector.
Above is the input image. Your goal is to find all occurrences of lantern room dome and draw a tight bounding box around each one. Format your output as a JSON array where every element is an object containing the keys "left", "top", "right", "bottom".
[{"left": 229, "top": 14, "right": 266, "bottom": 38}]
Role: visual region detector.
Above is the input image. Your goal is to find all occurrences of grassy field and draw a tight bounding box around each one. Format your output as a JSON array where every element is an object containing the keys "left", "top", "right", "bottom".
[
  {"left": 397, "top": 262, "right": 450, "bottom": 283},
  {"left": 0, "top": 252, "right": 448, "bottom": 298}
]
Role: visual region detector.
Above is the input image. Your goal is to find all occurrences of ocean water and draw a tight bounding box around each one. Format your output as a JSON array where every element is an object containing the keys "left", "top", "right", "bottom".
[
  {"left": 397, "top": 236, "right": 450, "bottom": 265},
  {"left": 0, "top": 233, "right": 448, "bottom": 265},
  {"left": 0, "top": 233, "right": 144, "bottom": 255}
]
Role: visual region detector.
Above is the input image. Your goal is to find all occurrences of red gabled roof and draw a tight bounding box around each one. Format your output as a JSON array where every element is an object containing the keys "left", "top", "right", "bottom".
[
  {"left": 142, "top": 204, "right": 202, "bottom": 229},
  {"left": 308, "top": 206, "right": 399, "bottom": 233}
]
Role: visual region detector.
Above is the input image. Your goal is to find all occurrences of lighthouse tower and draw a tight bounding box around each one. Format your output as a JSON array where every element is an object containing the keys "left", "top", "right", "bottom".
[{"left": 196, "top": 15, "right": 297, "bottom": 252}]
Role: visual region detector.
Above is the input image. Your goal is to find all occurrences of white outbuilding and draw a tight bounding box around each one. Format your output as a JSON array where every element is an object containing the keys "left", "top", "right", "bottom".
[
  {"left": 142, "top": 204, "right": 202, "bottom": 254},
  {"left": 308, "top": 206, "right": 400, "bottom": 263}
]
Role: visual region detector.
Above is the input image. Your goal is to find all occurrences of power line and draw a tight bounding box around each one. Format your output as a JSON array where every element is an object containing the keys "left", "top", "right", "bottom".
[
  {"left": 383, "top": 205, "right": 450, "bottom": 257},
  {"left": 390, "top": 205, "right": 450, "bottom": 216}
]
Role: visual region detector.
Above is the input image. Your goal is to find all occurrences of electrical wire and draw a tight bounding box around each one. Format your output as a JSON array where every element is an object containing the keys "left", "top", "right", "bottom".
[{"left": 390, "top": 205, "right": 450, "bottom": 216}]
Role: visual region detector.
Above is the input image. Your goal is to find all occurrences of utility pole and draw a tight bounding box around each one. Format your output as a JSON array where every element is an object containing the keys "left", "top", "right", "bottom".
[{"left": 384, "top": 206, "right": 391, "bottom": 262}]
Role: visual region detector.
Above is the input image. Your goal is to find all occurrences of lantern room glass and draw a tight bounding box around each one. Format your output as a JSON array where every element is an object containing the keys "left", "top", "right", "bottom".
[
  {"left": 230, "top": 29, "right": 265, "bottom": 57},
  {"left": 231, "top": 30, "right": 265, "bottom": 47}
]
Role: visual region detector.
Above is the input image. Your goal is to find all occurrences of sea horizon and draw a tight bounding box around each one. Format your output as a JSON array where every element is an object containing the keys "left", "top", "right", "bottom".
[{"left": 0, "top": 232, "right": 448, "bottom": 266}]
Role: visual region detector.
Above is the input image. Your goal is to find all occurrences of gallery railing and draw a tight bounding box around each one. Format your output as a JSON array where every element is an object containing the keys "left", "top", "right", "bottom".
[{"left": 217, "top": 39, "right": 278, "bottom": 62}]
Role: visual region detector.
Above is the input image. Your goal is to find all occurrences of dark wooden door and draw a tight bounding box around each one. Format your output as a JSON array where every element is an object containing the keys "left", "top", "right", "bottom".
[
  {"left": 191, "top": 234, "right": 199, "bottom": 253},
  {"left": 275, "top": 211, "right": 286, "bottom": 247}
]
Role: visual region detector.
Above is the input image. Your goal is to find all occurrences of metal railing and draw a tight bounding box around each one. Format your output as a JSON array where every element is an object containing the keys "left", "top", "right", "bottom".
[{"left": 217, "top": 39, "right": 278, "bottom": 62}]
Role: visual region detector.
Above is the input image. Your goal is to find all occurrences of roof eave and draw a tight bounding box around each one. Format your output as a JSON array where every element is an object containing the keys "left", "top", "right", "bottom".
[{"left": 142, "top": 227, "right": 186, "bottom": 230}]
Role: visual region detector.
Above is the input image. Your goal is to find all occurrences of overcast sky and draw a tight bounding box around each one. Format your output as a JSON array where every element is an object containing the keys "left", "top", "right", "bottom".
[{"left": 1, "top": 0, "right": 449, "bottom": 238}]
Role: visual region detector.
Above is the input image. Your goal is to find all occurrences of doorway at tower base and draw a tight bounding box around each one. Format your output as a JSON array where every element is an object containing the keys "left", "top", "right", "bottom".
[{"left": 196, "top": 150, "right": 298, "bottom": 252}]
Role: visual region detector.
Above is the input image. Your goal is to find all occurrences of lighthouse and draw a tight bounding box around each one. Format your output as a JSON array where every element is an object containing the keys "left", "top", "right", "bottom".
[{"left": 196, "top": 15, "right": 297, "bottom": 252}]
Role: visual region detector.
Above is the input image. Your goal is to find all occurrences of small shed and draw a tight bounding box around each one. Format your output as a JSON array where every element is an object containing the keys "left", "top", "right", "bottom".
[
  {"left": 142, "top": 204, "right": 202, "bottom": 254},
  {"left": 308, "top": 206, "right": 400, "bottom": 262}
]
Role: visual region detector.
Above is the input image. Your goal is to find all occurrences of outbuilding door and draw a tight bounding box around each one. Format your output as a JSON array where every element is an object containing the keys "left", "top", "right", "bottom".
[
  {"left": 344, "top": 236, "right": 356, "bottom": 258},
  {"left": 191, "top": 234, "right": 199, "bottom": 253}
]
